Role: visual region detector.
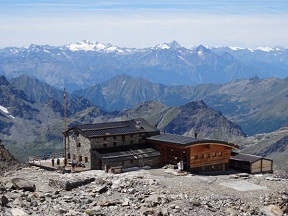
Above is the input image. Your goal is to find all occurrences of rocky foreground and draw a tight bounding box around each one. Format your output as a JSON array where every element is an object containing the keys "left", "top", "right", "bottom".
[{"left": 0, "top": 166, "right": 288, "bottom": 216}]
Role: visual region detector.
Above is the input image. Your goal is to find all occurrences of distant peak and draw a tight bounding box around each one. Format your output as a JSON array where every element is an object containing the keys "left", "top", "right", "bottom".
[{"left": 154, "top": 41, "right": 182, "bottom": 50}]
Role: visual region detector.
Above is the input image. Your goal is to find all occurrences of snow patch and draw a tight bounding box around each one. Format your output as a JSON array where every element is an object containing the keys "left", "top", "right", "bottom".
[
  {"left": 229, "top": 46, "right": 245, "bottom": 51},
  {"left": 0, "top": 105, "right": 9, "bottom": 114},
  {"left": 198, "top": 50, "right": 203, "bottom": 56},
  {"left": 122, "top": 81, "right": 126, "bottom": 85},
  {"left": 255, "top": 47, "right": 273, "bottom": 52}
]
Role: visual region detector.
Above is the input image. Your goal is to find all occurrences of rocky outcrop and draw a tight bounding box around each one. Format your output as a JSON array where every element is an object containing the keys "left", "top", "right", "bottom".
[{"left": 0, "top": 145, "right": 19, "bottom": 175}]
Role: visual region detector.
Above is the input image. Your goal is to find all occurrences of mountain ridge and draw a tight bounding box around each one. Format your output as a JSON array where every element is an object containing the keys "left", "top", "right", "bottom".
[{"left": 1, "top": 40, "right": 287, "bottom": 90}]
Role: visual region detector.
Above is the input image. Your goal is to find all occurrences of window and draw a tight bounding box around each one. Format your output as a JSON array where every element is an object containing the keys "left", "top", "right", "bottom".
[
  {"left": 67, "top": 153, "right": 71, "bottom": 159},
  {"left": 201, "top": 154, "right": 204, "bottom": 159},
  {"left": 103, "top": 143, "right": 107, "bottom": 148},
  {"left": 73, "top": 154, "right": 76, "bottom": 160},
  {"left": 113, "top": 142, "right": 117, "bottom": 147},
  {"left": 103, "top": 137, "right": 107, "bottom": 141},
  {"left": 218, "top": 152, "right": 222, "bottom": 156},
  {"left": 122, "top": 135, "right": 125, "bottom": 141},
  {"left": 77, "top": 142, "right": 81, "bottom": 147},
  {"left": 130, "top": 134, "right": 134, "bottom": 138},
  {"left": 79, "top": 156, "right": 82, "bottom": 162},
  {"left": 130, "top": 140, "right": 134, "bottom": 144},
  {"left": 85, "top": 157, "right": 88, "bottom": 163},
  {"left": 130, "top": 159, "right": 134, "bottom": 164},
  {"left": 194, "top": 155, "right": 198, "bottom": 160},
  {"left": 113, "top": 136, "right": 116, "bottom": 140}
]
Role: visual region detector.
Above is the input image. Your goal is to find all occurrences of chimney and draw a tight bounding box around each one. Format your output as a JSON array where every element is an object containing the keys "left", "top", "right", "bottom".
[{"left": 194, "top": 133, "right": 198, "bottom": 139}]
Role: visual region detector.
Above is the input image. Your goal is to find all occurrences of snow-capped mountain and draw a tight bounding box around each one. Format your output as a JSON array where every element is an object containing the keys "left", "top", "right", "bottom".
[
  {"left": 0, "top": 40, "right": 287, "bottom": 90},
  {"left": 66, "top": 40, "right": 128, "bottom": 53}
]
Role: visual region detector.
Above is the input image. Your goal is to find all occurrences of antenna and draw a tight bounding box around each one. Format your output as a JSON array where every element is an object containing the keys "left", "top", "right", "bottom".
[{"left": 64, "top": 88, "right": 67, "bottom": 165}]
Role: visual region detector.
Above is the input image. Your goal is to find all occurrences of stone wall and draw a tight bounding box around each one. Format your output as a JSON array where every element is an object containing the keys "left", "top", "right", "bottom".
[
  {"left": 90, "top": 133, "right": 143, "bottom": 149},
  {"left": 103, "top": 156, "right": 161, "bottom": 170},
  {"left": 66, "top": 134, "right": 91, "bottom": 169},
  {"left": 48, "top": 177, "right": 95, "bottom": 191}
]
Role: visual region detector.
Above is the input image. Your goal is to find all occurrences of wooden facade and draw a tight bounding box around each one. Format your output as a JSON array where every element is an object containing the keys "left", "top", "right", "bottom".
[{"left": 147, "top": 133, "right": 239, "bottom": 173}]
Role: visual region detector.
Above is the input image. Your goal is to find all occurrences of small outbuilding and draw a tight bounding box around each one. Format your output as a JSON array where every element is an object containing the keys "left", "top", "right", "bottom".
[{"left": 229, "top": 152, "right": 273, "bottom": 174}]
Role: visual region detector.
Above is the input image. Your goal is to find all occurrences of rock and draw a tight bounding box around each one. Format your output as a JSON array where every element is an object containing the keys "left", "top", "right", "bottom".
[
  {"left": 97, "top": 185, "right": 108, "bottom": 194},
  {"left": 226, "top": 207, "right": 238, "bottom": 216},
  {"left": 122, "top": 198, "right": 130, "bottom": 206},
  {"left": 282, "top": 194, "right": 288, "bottom": 202},
  {"left": 98, "top": 197, "right": 122, "bottom": 206},
  {"left": 56, "top": 166, "right": 65, "bottom": 174},
  {"left": 262, "top": 204, "right": 284, "bottom": 216},
  {"left": 190, "top": 199, "right": 201, "bottom": 207},
  {"left": 160, "top": 207, "right": 169, "bottom": 216},
  {"left": 144, "top": 194, "right": 161, "bottom": 207},
  {"left": 140, "top": 206, "right": 154, "bottom": 215},
  {"left": 0, "top": 183, "right": 6, "bottom": 192},
  {"left": 86, "top": 206, "right": 103, "bottom": 216},
  {"left": 11, "top": 178, "right": 36, "bottom": 192},
  {"left": 1, "top": 195, "right": 9, "bottom": 206},
  {"left": 11, "top": 208, "right": 29, "bottom": 216}
]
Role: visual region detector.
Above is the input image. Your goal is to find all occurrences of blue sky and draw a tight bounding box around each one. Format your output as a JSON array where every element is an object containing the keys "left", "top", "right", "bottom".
[{"left": 1, "top": 0, "right": 288, "bottom": 48}]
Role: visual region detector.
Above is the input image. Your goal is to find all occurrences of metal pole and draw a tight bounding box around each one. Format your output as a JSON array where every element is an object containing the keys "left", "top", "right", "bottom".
[{"left": 64, "top": 88, "right": 67, "bottom": 165}]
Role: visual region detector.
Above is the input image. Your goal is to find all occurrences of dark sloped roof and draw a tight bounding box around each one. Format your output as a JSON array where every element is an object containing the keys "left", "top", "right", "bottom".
[
  {"left": 230, "top": 153, "right": 272, "bottom": 163},
  {"left": 147, "top": 133, "right": 239, "bottom": 149},
  {"left": 73, "top": 118, "right": 158, "bottom": 138},
  {"left": 91, "top": 144, "right": 161, "bottom": 163}
]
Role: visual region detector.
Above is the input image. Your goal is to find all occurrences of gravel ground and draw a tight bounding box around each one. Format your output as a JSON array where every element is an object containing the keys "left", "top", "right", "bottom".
[{"left": 1, "top": 166, "right": 288, "bottom": 215}]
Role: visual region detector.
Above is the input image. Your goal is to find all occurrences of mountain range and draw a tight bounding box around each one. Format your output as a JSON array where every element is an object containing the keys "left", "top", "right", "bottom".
[
  {"left": 0, "top": 75, "right": 245, "bottom": 162},
  {"left": 0, "top": 40, "right": 287, "bottom": 90},
  {"left": 73, "top": 74, "right": 288, "bottom": 136},
  {"left": 1, "top": 74, "right": 288, "bottom": 171}
]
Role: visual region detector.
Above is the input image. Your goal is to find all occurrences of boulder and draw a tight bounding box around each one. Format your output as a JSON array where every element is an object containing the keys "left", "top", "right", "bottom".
[
  {"left": 11, "top": 178, "right": 36, "bottom": 192},
  {"left": 262, "top": 204, "right": 283, "bottom": 216},
  {"left": 10, "top": 208, "right": 29, "bottom": 216},
  {"left": 1, "top": 195, "right": 9, "bottom": 206}
]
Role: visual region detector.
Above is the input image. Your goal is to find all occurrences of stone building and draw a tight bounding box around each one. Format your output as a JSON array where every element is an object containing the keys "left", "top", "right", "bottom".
[{"left": 63, "top": 118, "right": 160, "bottom": 170}]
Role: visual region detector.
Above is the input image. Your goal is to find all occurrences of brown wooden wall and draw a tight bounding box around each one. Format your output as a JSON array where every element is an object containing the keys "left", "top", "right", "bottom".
[
  {"left": 151, "top": 142, "right": 233, "bottom": 172},
  {"left": 189, "top": 144, "right": 231, "bottom": 172}
]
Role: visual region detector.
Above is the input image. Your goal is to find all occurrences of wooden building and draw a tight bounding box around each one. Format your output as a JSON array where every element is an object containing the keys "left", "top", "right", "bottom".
[
  {"left": 147, "top": 133, "right": 239, "bottom": 173},
  {"left": 63, "top": 118, "right": 160, "bottom": 171},
  {"left": 229, "top": 152, "right": 273, "bottom": 174}
]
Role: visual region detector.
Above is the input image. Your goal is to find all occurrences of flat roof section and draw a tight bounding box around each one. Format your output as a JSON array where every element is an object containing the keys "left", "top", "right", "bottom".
[
  {"left": 91, "top": 144, "right": 161, "bottom": 163},
  {"left": 230, "top": 153, "right": 272, "bottom": 164}
]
